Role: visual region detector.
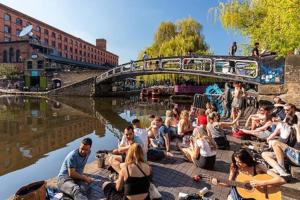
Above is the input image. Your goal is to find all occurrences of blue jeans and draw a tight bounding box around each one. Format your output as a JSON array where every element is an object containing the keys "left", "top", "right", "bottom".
[
  {"left": 57, "top": 177, "right": 88, "bottom": 200},
  {"left": 285, "top": 147, "right": 300, "bottom": 166}
]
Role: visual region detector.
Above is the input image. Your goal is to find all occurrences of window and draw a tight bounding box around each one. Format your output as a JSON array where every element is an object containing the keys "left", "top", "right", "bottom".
[
  {"left": 79, "top": 50, "right": 82, "bottom": 55},
  {"left": 16, "top": 49, "right": 21, "bottom": 62},
  {"left": 51, "top": 32, "right": 56, "bottom": 38},
  {"left": 51, "top": 41, "right": 56, "bottom": 47},
  {"left": 75, "top": 41, "right": 78, "bottom": 46},
  {"left": 64, "top": 45, "right": 67, "bottom": 51},
  {"left": 4, "top": 14, "right": 11, "bottom": 21},
  {"left": 16, "top": 29, "right": 22, "bottom": 36},
  {"left": 37, "top": 60, "right": 43, "bottom": 69},
  {"left": 79, "top": 43, "right": 82, "bottom": 48},
  {"left": 64, "top": 37, "right": 68, "bottom": 42},
  {"left": 3, "top": 50, "right": 7, "bottom": 62},
  {"left": 27, "top": 61, "right": 32, "bottom": 69},
  {"left": 35, "top": 26, "right": 41, "bottom": 32},
  {"left": 26, "top": 22, "right": 32, "bottom": 26},
  {"left": 4, "top": 37, "right": 10, "bottom": 42},
  {"left": 44, "top": 39, "right": 48, "bottom": 45},
  {"left": 83, "top": 45, "right": 86, "bottom": 49},
  {"left": 70, "top": 39, "right": 73, "bottom": 45},
  {"left": 9, "top": 48, "right": 14, "bottom": 63},
  {"left": 74, "top": 49, "right": 77, "bottom": 54},
  {"left": 70, "top": 47, "right": 73, "bottom": 52},
  {"left": 16, "top": 18, "right": 22, "bottom": 25},
  {"left": 4, "top": 25, "right": 11, "bottom": 34},
  {"left": 58, "top": 34, "right": 62, "bottom": 40},
  {"left": 58, "top": 43, "right": 62, "bottom": 49},
  {"left": 44, "top": 29, "right": 49, "bottom": 35}
]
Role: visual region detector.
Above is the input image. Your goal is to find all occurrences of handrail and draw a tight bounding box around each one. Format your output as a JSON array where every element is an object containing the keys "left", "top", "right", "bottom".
[{"left": 96, "top": 56, "right": 260, "bottom": 84}]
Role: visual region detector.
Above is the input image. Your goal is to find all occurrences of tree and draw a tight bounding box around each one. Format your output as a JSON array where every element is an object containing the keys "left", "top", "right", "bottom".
[
  {"left": 211, "top": 0, "right": 300, "bottom": 57},
  {"left": 139, "top": 17, "right": 210, "bottom": 59}
]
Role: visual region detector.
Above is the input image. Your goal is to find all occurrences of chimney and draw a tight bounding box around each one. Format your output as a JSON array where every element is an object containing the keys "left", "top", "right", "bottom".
[{"left": 96, "top": 39, "right": 106, "bottom": 50}]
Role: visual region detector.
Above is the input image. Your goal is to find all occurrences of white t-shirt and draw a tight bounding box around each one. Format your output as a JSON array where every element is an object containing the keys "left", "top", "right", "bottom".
[
  {"left": 277, "top": 123, "right": 292, "bottom": 139},
  {"left": 196, "top": 139, "right": 216, "bottom": 157},
  {"left": 134, "top": 128, "right": 148, "bottom": 154}
]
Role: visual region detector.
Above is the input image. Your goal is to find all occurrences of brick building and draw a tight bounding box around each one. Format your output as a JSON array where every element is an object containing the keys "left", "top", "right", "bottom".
[{"left": 0, "top": 3, "right": 118, "bottom": 66}]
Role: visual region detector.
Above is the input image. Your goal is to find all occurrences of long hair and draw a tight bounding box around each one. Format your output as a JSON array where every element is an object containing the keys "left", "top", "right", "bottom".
[
  {"left": 193, "top": 127, "right": 217, "bottom": 151},
  {"left": 180, "top": 110, "right": 189, "bottom": 120},
  {"left": 231, "top": 149, "right": 256, "bottom": 172},
  {"left": 125, "top": 143, "right": 145, "bottom": 165}
]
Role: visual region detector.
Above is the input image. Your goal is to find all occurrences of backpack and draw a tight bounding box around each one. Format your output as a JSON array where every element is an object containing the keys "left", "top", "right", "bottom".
[{"left": 232, "top": 129, "right": 251, "bottom": 140}]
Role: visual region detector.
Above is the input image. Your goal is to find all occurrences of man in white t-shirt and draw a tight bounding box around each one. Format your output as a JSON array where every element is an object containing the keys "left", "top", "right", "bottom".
[{"left": 132, "top": 118, "right": 148, "bottom": 158}]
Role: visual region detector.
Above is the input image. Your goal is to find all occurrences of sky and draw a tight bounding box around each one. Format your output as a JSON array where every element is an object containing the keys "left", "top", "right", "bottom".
[{"left": 1, "top": 0, "right": 247, "bottom": 64}]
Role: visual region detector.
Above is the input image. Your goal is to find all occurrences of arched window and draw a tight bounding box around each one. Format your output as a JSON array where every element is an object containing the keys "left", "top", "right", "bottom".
[
  {"left": 3, "top": 50, "right": 7, "bottom": 62},
  {"left": 16, "top": 18, "right": 22, "bottom": 25},
  {"left": 35, "top": 26, "right": 41, "bottom": 32},
  {"left": 9, "top": 47, "right": 14, "bottom": 63},
  {"left": 16, "top": 49, "right": 21, "bottom": 62},
  {"left": 4, "top": 14, "right": 11, "bottom": 21}
]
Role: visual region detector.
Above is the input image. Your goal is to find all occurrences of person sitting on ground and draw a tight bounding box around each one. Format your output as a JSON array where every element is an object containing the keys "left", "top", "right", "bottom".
[
  {"left": 109, "top": 126, "right": 144, "bottom": 173},
  {"left": 103, "top": 143, "right": 151, "bottom": 200},
  {"left": 205, "top": 102, "right": 215, "bottom": 116},
  {"left": 206, "top": 112, "right": 239, "bottom": 149},
  {"left": 147, "top": 114, "right": 157, "bottom": 138},
  {"left": 178, "top": 127, "right": 217, "bottom": 170},
  {"left": 283, "top": 103, "right": 300, "bottom": 126},
  {"left": 266, "top": 115, "right": 296, "bottom": 146},
  {"left": 262, "top": 124, "right": 300, "bottom": 177},
  {"left": 240, "top": 113, "right": 278, "bottom": 140},
  {"left": 177, "top": 110, "right": 194, "bottom": 136},
  {"left": 149, "top": 116, "right": 172, "bottom": 154},
  {"left": 172, "top": 107, "right": 181, "bottom": 123},
  {"left": 211, "top": 149, "right": 286, "bottom": 200},
  {"left": 132, "top": 119, "right": 148, "bottom": 160},
  {"left": 57, "top": 138, "right": 93, "bottom": 200},
  {"left": 197, "top": 108, "right": 208, "bottom": 128},
  {"left": 244, "top": 105, "right": 269, "bottom": 130},
  {"left": 272, "top": 96, "right": 286, "bottom": 121},
  {"left": 165, "top": 110, "right": 178, "bottom": 138},
  {"left": 189, "top": 105, "right": 197, "bottom": 124}
]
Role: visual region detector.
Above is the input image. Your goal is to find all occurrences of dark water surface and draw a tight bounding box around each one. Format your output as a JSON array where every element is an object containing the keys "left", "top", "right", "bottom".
[{"left": 0, "top": 95, "right": 173, "bottom": 199}]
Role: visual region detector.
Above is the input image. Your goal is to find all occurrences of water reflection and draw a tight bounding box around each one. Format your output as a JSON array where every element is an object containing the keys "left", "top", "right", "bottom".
[
  {"left": 0, "top": 96, "right": 105, "bottom": 176},
  {"left": 0, "top": 95, "right": 187, "bottom": 199}
]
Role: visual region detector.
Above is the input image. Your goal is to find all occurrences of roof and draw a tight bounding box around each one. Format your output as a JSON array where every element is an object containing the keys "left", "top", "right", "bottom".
[{"left": 43, "top": 54, "right": 110, "bottom": 70}]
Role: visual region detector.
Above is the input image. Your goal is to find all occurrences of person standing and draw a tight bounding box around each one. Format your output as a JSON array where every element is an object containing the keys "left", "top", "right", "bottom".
[
  {"left": 143, "top": 51, "right": 149, "bottom": 69},
  {"left": 57, "top": 138, "right": 93, "bottom": 200},
  {"left": 229, "top": 42, "right": 237, "bottom": 56},
  {"left": 252, "top": 42, "right": 260, "bottom": 57}
]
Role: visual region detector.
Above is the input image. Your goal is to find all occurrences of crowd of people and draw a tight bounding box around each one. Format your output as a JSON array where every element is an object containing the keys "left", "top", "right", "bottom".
[{"left": 56, "top": 82, "right": 300, "bottom": 200}]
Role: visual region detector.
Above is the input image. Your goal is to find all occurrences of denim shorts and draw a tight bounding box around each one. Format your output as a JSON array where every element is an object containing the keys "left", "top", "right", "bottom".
[{"left": 285, "top": 147, "right": 300, "bottom": 166}]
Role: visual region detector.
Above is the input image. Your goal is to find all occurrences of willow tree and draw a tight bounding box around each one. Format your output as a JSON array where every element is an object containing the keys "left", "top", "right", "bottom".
[
  {"left": 211, "top": 0, "right": 300, "bottom": 57},
  {"left": 139, "top": 17, "right": 210, "bottom": 58}
]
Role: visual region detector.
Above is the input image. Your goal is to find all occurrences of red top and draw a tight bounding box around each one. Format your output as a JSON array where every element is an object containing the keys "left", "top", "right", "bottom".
[{"left": 197, "top": 115, "right": 207, "bottom": 126}]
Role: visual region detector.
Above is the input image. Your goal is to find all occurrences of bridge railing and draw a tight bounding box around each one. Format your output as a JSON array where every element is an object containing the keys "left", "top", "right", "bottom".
[{"left": 96, "top": 56, "right": 260, "bottom": 83}]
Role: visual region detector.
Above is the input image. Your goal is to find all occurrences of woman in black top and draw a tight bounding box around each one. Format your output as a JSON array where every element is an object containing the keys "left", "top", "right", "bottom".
[{"left": 103, "top": 143, "right": 151, "bottom": 200}]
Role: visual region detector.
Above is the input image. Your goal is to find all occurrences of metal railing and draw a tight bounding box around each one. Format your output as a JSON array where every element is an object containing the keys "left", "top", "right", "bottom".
[{"left": 96, "top": 56, "right": 259, "bottom": 84}]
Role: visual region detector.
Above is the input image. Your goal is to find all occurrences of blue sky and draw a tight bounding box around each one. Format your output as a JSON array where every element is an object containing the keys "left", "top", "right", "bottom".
[{"left": 1, "top": 0, "right": 247, "bottom": 63}]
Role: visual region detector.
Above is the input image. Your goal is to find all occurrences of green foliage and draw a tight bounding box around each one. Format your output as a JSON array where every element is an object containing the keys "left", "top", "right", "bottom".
[
  {"left": 139, "top": 17, "right": 210, "bottom": 59},
  {"left": 211, "top": 0, "right": 300, "bottom": 57},
  {"left": 0, "top": 63, "right": 20, "bottom": 79}
]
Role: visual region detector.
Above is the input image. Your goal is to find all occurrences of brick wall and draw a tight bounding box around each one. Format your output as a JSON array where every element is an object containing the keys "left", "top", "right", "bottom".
[
  {"left": 284, "top": 55, "right": 300, "bottom": 106},
  {"left": 0, "top": 3, "right": 118, "bottom": 66},
  {"left": 48, "top": 77, "right": 95, "bottom": 96}
]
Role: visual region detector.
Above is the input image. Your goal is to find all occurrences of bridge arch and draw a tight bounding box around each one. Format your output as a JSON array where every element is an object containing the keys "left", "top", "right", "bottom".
[{"left": 95, "top": 55, "right": 278, "bottom": 85}]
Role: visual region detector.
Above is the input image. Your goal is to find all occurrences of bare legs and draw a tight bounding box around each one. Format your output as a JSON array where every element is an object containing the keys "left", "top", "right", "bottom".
[{"left": 262, "top": 141, "right": 289, "bottom": 176}]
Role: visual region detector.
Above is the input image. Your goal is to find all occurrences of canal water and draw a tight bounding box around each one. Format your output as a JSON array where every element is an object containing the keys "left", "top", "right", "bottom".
[{"left": 0, "top": 95, "right": 182, "bottom": 199}]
